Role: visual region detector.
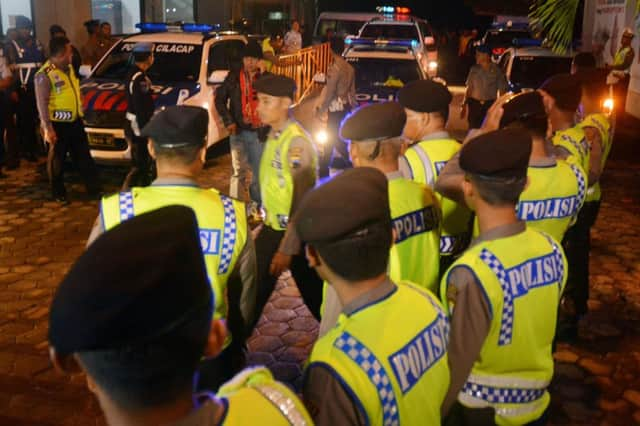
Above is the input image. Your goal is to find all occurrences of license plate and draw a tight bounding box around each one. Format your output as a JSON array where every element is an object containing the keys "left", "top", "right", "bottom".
[{"left": 88, "top": 133, "right": 115, "bottom": 147}]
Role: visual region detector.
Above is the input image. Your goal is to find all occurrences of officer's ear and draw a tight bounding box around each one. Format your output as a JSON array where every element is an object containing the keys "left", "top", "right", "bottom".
[
  {"left": 462, "top": 176, "right": 475, "bottom": 207},
  {"left": 147, "top": 140, "right": 157, "bottom": 159},
  {"left": 282, "top": 96, "right": 293, "bottom": 110},
  {"left": 203, "top": 319, "right": 226, "bottom": 359},
  {"left": 305, "top": 244, "right": 321, "bottom": 268},
  {"left": 49, "top": 347, "right": 82, "bottom": 374},
  {"left": 199, "top": 144, "right": 207, "bottom": 164}
]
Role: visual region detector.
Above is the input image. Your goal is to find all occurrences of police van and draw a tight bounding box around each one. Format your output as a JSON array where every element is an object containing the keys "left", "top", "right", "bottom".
[
  {"left": 343, "top": 37, "right": 435, "bottom": 105},
  {"left": 80, "top": 23, "right": 246, "bottom": 163}
]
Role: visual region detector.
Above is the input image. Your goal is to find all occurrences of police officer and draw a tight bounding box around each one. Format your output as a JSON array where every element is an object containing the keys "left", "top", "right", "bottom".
[
  {"left": 318, "top": 101, "right": 442, "bottom": 337},
  {"left": 399, "top": 80, "right": 472, "bottom": 274},
  {"left": 90, "top": 106, "right": 257, "bottom": 390},
  {"left": 539, "top": 73, "right": 590, "bottom": 176},
  {"left": 437, "top": 92, "right": 587, "bottom": 244},
  {"left": 299, "top": 167, "right": 451, "bottom": 425},
  {"left": 35, "top": 36, "right": 101, "bottom": 203},
  {"left": 610, "top": 28, "right": 635, "bottom": 73},
  {"left": 5, "top": 15, "right": 45, "bottom": 166},
  {"left": 50, "top": 205, "right": 312, "bottom": 425},
  {"left": 80, "top": 19, "right": 104, "bottom": 67},
  {"left": 252, "top": 74, "right": 322, "bottom": 323},
  {"left": 0, "top": 40, "right": 13, "bottom": 177},
  {"left": 440, "top": 129, "right": 567, "bottom": 425},
  {"left": 124, "top": 42, "right": 156, "bottom": 188},
  {"left": 559, "top": 68, "right": 614, "bottom": 338}
]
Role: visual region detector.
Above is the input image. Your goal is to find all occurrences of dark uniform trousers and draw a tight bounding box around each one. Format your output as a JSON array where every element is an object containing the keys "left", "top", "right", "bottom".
[
  {"left": 253, "top": 225, "right": 323, "bottom": 328},
  {"left": 2, "top": 92, "right": 17, "bottom": 168},
  {"left": 16, "top": 85, "right": 40, "bottom": 157},
  {"left": 319, "top": 108, "right": 352, "bottom": 177},
  {"left": 123, "top": 126, "right": 155, "bottom": 189},
  {"left": 467, "top": 98, "right": 495, "bottom": 129},
  {"left": 562, "top": 200, "right": 601, "bottom": 316},
  {"left": 48, "top": 120, "right": 101, "bottom": 197}
]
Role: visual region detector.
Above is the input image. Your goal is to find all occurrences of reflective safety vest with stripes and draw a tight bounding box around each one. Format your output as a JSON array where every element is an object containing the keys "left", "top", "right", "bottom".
[
  {"left": 215, "top": 367, "right": 313, "bottom": 425},
  {"left": 552, "top": 125, "right": 590, "bottom": 179},
  {"left": 309, "top": 282, "right": 451, "bottom": 425},
  {"left": 36, "top": 60, "right": 83, "bottom": 122},
  {"left": 387, "top": 176, "right": 441, "bottom": 293},
  {"left": 580, "top": 113, "right": 613, "bottom": 202},
  {"left": 101, "top": 186, "right": 247, "bottom": 347},
  {"left": 402, "top": 138, "right": 472, "bottom": 257},
  {"left": 441, "top": 228, "right": 568, "bottom": 426},
  {"left": 260, "top": 122, "right": 317, "bottom": 231}
]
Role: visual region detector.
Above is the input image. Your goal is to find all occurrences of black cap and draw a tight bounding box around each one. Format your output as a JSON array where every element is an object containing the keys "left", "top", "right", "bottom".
[
  {"left": 49, "top": 206, "right": 212, "bottom": 355},
  {"left": 14, "top": 16, "right": 32, "bottom": 30},
  {"left": 398, "top": 80, "right": 452, "bottom": 113},
  {"left": 141, "top": 106, "right": 209, "bottom": 148},
  {"left": 243, "top": 40, "right": 263, "bottom": 59},
  {"left": 539, "top": 73, "right": 582, "bottom": 112},
  {"left": 500, "top": 91, "right": 547, "bottom": 128},
  {"left": 340, "top": 102, "right": 406, "bottom": 141},
  {"left": 460, "top": 129, "right": 532, "bottom": 180},
  {"left": 253, "top": 74, "right": 297, "bottom": 99},
  {"left": 295, "top": 167, "right": 390, "bottom": 244}
]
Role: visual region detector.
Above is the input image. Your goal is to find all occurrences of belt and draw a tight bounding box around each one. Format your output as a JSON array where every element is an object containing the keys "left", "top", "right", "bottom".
[{"left": 470, "top": 98, "right": 495, "bottom": 106}]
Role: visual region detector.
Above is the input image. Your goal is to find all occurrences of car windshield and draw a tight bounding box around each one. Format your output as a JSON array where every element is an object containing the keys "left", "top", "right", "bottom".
[
  {"left": 92, "top": 41, "right": 202, "bottom": 83},
  {"left": 316, "top": 19, "right": 370, "bottom": 37},
  {"left": 360, "top": 24, "right": 419, "bottom": 40},
  {"left": 347, "top": 57, "right": 422, "bottom": 89},
  {"left": 510, "top": 56, "right": 572, "bottom": 88},
  {"left": 486, "top": 30, "right": 532, "bottom": 47}
]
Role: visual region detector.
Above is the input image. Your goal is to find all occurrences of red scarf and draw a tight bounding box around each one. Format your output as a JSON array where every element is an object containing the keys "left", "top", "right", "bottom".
[{"left": 240, "top": 70, "right": 261, "bottom": 128}]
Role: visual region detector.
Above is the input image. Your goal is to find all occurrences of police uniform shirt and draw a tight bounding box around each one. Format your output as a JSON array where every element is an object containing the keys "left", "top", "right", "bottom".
[
  {"left": 88, "top": 177, "right": 259, "bottom": 328},
  {"left": 303, "top": 279, "right": 396, "bottom": 424},
  {"left": 441, "top": 221, "right": 525, "bottom": 414},
  {"left": 127, "top": 66, "right": 155, "bottom": 132},
  {"left": 34, "top": 63, "right": 75, "bottom": 131},
  {"left": 398, "top": 130, "right": 453, "bottom": 184},
  {"left": 465, "top": 63, "right": 508, "bottom": 102},
  {"left": 316, "top": 55, "right": 356, "bottom": 114}
]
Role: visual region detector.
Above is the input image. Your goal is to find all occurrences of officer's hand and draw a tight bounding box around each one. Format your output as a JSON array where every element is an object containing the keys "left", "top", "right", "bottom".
[
  {"left": 44, "top": 128, "right": 58, "bottom": 145},
  {"left": 227, "top": 123, "right": 238, "bottom": 135},
  {"left": 270, "top": 251, "right": 292, "bottom": 277},
  {"left": 459, "top": 103, "right": 467, "bottom": 119}
]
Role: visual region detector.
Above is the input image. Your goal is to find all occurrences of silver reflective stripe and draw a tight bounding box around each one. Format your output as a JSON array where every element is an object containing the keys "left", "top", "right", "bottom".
[
  {"left": 251, "top": 383, "right": 308, "bottom": 426},
  {"left": 413, "top": 144, "right": 435, "bottom": 187},
  {"left": 466, "top": 374, "right": 549, "bottom": 390},
  {"left": 458, "top": 390, "right": 547, "bottom": 418}
]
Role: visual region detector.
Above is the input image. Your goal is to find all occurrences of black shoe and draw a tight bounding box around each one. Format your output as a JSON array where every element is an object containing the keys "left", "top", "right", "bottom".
[{"left": 53, "top": 195, "right": 70, "bottom": 205}]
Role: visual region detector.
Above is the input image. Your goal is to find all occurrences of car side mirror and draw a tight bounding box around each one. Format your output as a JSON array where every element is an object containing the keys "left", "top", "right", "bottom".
[
  {"left": 208, "top": 70, "right": 229, "bottom": 85},
  {"left": 424, "top": 36, "right": 435, "bottom": 46},
  {"left": 313, "top": 72, "right": 327, "bottom": 84},
  {"left": 79, "top": 65, "right": 92, "bottom": 78}
]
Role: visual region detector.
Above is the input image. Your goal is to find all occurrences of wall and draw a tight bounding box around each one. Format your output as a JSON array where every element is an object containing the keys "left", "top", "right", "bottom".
[{"left": 33, "top": 0, "right": 92, "bottom": 49}]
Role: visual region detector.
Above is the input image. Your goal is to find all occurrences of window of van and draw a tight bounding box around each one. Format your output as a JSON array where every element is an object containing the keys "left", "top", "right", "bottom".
[{"left": 316, "top": 19, "right": 368, "bottom": 38}]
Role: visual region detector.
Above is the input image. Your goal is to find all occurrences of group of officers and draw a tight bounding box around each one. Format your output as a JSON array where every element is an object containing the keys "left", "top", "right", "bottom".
[{"left": 45, "top": 32, "right": 614, "bottom": 424}]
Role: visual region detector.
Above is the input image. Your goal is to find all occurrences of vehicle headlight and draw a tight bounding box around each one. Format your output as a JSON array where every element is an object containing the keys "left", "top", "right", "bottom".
[
  {"left": 315, "top": 129, "right": 328, "bottom": 145},
  {"left": 428, "top": 61, "right": 438, "bottom": 71},
  {"left": 603, "top": 98, "right": 614, "bottom": 112}
]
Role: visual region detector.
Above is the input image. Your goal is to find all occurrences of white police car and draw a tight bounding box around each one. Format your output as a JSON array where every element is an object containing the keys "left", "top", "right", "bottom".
[
  {"left": 498, "top": 40, "right": 573, "bottom": 92},
  {"left": 80, "top": 23, "right": 246, "bottom": 164},
  {"left": 343, "top": 37, "right": 434, "bottom": 106}
]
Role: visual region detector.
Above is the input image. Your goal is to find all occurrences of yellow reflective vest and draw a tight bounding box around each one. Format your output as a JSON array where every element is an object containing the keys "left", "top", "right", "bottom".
[
  {"left": 217, "top": 367, "right": 312, "bottom": 425},
  {"left": 309, "top": 282, "right": 451, "bottom": 425},
  {"left": 580, "top": 113, "right": 612, "bottom": 202},
  {"left": 402, "top": 138, "right": 472, "bottom": 256},
  {"left": 260, "top": 122, "right": 317, "bottom": 231},
  {"left": 441, "top": 228, "right": 568, "bottom": 425},
  {"left": 552, "top": 125, "right": 590, "bottom": 179},
  {"left": 101, "top": 185, "right": 247, "bottom": 346},
  {"left": 36, "top": 60, "right": 83, "bottom": 122},
  {"left": 387, "top": 175, "right": 441, "bottom": 293}
]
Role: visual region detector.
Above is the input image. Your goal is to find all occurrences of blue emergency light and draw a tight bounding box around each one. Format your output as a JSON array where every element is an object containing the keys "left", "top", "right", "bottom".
[
  {"left": 376, "top": 6, "right": 411, "bottom": 14},
  {"left": 135, "top": 22, "right": 222, "bottom": 33},
  {"left": 182, "top": 23, "right": 221, "bottom": 32},
  {"left": 512, "top": 38, "right": 543, "bottom": 47},
  {"left": 136, "top": 22, "right": 168, "bottom": 32},
  {"left": 345, "top": 37, "right": 419, "bottom": 48}
]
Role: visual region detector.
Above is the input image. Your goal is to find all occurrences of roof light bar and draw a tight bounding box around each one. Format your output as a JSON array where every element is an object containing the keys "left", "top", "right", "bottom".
[
  {"left": 345, "top": 37, "right": 418, "bottom": 48},
  {"left": 512, "top": 38, "right": 542, "bottom": 47},
  {"left": 135, "top": 22, "right": 222, "bottom": 33}
]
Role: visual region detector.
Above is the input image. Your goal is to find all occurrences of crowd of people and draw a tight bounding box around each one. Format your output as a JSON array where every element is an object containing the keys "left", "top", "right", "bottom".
[{"left": 37, "top": 22, "right": 613, "bottom": 423}]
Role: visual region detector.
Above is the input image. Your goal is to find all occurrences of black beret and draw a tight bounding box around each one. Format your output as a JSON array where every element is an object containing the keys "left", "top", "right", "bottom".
[
  {"left": 295, "top": 167, "right": 391, "bottom": 244},
  {"left": 539, "top": 73, "right": 581, "bottom": 112},
  {"left": 398, "top": 80, "right": 452, "bottom": 113},
  {"left": 460, "top": 128, "right": 532, "bottom": 180},
  {"left": 141, "top": 105, "right": 208, "bottom": 148},
  {"left": 243, "top": 40, "right": 263, "bottom": 59},
  {"left": 49, "top": 206, "right": 212, "bottom": 355},
  {"left": 253, "top": 74, "right": 296, "bottom": 99},
  {"left": 500, "top": 91, "right": 546, "bottom": 128},
  {"left": 340, "top": 102, "right": 406, "bottom": 141}
]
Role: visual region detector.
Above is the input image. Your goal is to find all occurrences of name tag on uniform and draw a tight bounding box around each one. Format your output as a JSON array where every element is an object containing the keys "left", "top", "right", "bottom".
[
  {"left": 199, "top": 229, "right": 221, "bottom": 255},
  {"left": 435, "top": 161, "right": 447, "bottom": 175},
  {"left": 393, "top": 207, "right": 439, "bottom": 244}
]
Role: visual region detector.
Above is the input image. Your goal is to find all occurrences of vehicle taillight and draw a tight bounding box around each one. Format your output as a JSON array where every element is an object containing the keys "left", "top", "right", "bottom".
[{"left": 492, "top": 47, "right": 506, "bottom": 56}]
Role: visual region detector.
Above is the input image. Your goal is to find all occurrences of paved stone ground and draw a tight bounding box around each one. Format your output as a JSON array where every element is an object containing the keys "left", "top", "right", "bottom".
[{"left": 0, "top": 126, "right": 639, "bottom": 424}]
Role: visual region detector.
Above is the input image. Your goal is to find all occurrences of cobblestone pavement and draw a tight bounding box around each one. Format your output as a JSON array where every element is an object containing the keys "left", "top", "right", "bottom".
[{"left": 0, "top": 129, "right": 639, "bottom": 425}]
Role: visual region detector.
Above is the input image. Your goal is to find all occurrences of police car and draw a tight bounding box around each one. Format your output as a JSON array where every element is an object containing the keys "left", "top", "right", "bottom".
[
  {"left": 498, "top": 40, "right": 573, "bottom": 92},
  {"left": 343, "top": 37, "right": 434, "bottom": 105},
  {"left": 480, "top": 21, "right": 533, "bottom": 61},
  {"left": 357, "top": 8, "right": 438, "bottom": 75},
  {"left": 80, "top": 23, "right": 246, "bottom": 163}
]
